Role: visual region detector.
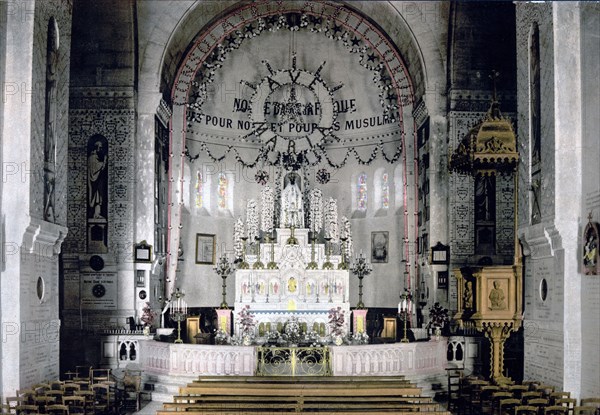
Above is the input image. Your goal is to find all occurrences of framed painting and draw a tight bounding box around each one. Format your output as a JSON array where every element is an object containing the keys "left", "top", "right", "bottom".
[
  {"left": 195, "top": 233, "right": 216, "bottom": 265},
  {"left": 583, "top": 221, "right": 599, "bottom": 275},
  {"left": 134, "top": 241, "right": 152, "bottom": 263},
  {"left": 371, "top": 231, "right": 389, "bottom": 263}
]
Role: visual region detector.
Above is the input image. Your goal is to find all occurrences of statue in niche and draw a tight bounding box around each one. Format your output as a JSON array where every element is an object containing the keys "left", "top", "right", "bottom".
[
  {"left": 280, "top": 172, "right": 304, "bottom": 228},
  {"left": 287, "top": 277, "right": 297, "bottom": 293},
  {"left": 463, "top": 281, "right": 473, "bottom": 310},
  {"left": 43, "top": 18, "right": 59, "bottom": 222},
  {"left": 488, "top": 280, "right": 506, "bottom": 310},
  {"left": 87, "top": 136, "right": 108, "bottom": 220}
]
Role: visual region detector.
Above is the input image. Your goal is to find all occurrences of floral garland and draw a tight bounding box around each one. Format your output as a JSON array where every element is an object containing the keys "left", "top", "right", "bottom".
[
  {"left": 246, "top": 199, "right": 259, "bottom": 242},
  {"left": 140, "top": 302, "right": 155, "bottom": 327},
  {"left": 340, "top": 216, "right": 353, "bottom": 259},
  {"left": 308, "top": 188, "right": 323, "bottom": 234},
  {"left": 324, "top": 198, "right": 339, "bottom": 242},
  {"left": 260, "top": 185, "right": 275, "bottom": 234},
  {"left": 233, "top": 217, "right": 244, "bottom": 260},
  {"left": 181, "top": 8, "right": 406, "bottom": 170}
]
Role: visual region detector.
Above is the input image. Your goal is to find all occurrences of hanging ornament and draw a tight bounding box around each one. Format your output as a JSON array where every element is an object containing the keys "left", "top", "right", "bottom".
[
  {"left": 255, "top": 170, "right": 269, "bottom": 185},
  {"left": 316, "top": 168, "right": 330, "bottom": 184}
]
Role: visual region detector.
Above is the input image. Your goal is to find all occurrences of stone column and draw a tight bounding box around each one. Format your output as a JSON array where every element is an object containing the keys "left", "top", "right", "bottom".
[{"left": 553, "top": 2, "right": 583, "bottom": 398}]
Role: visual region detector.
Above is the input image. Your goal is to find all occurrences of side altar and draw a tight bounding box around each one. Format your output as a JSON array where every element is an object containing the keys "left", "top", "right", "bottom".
[{"left": 233, "top": 227, "right": 351, "bottom": 337}]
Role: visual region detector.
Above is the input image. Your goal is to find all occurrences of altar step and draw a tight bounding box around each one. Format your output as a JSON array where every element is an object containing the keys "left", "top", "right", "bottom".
[{"left": 156, "top": 375, "right": 451, "bottom": 415}]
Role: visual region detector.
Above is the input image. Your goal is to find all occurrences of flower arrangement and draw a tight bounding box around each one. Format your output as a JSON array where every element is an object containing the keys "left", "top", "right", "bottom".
[
  {"left": 214, "top": 329, "right": 229, "bottom": 345},
  {"left": 324, "top": 198, "right": 339, "bottom": 242},
  {"left": 237, "top": 305, "right": 256, "bottom": 337},
  {"left": 233, "top": 217, "right": 244, "bottom": 261},
  {"left": 340, "top": 216, "right": 353, "bottom": 258},
  {"left": 140, "top": 302, "right": 155, "bottom": 327},
  {"left": 328, "top": 306, "right": 345, "bottom": 337},
  {"left": 246, "top": 199, "right": 259, "bottom": 242},
  {"left": 309, "top": 189, "right": 323, "bottom": 233},
  {"left": 427, "top": 302, "right": 449, "bottom": 329},
  {"left": 283, "top": 316, "right": 302, "bottom": 345},
  {"left": 346, "top": 331, "right": 369, "bottom": 345},
  {"left": 260, "top": 186, "right": 275, "bottom": 233}
]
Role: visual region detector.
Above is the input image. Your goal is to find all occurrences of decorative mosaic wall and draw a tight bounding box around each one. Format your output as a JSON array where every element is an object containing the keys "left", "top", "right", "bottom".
[{"left": 66, "top": 90, "right": 135, "bottom": 261}]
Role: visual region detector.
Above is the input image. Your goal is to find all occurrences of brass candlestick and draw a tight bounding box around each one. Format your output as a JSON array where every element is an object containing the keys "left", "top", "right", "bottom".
[
  {"left": 338, "top": 237, "right": 348, "bottom": 270},
  {"left": 287, "top": 224, "right": 298, "bottom": 245},
  {"left": 322, "top": 237, "right": 334, "bottom": 270},
  {"left": 266, "top": 233, "right": 278, "bottom": 269},
  {"left": 350, "top": 252, "right": 373, "bottom": 309},
  {"left": 239, "top": 237, "right": 249, "bottom": 269},
  {"left": 399, "top": 290, "right": 411, "bottom": 343},
  {"left": 253, "top": 236, "right": 264, "bottom": 269},
  {"left": 306, "top": 235, "right": 318, "bottom": 269}
]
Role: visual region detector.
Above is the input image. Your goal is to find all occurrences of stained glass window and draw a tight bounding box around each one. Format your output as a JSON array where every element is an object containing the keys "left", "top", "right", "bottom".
[
  {"left": 358, "top": 173, "right": 367, "bottom": 211},
  {"left": 218, "top": 173, "right": 228, "bottom": 210},
  {"left": 381, "top": 172, "right": 389, "bottom": 209},
  {"left": 195, "top": 171, "right": 203, "bottom": 208}
]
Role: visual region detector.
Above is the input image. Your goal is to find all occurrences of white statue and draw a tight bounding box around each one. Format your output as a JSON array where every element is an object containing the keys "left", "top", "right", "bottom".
[{"left": 280, "top": 172, "right": 304, "bottom": 228}]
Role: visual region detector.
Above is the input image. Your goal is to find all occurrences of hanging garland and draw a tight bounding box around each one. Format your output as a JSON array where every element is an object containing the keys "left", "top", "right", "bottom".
[{"left": 181, "top": 9, "right": 407, "bottom": 171}]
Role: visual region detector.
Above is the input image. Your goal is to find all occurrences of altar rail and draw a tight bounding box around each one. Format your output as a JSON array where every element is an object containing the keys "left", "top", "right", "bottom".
[
  {"left": 139, "top": 339, "right": 447, "bottom": 378},
  {"left": 330, "top": 340, "right": 448, "bottom": 376}
]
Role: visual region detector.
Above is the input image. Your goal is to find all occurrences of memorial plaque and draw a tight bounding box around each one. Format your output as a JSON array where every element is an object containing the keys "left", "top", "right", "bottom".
[{"left": 81, "top": 272, "right": 117, "bottom": 309}]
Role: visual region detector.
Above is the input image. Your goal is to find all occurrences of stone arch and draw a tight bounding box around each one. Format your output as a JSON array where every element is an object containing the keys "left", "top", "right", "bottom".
[{"left": 139, "top": 1, "right": 447, "bottom": 294}]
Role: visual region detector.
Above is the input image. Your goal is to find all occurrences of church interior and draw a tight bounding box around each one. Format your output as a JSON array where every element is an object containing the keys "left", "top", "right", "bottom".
[{"left": 1, "top": 1, "right": 599, "bottom": 414}]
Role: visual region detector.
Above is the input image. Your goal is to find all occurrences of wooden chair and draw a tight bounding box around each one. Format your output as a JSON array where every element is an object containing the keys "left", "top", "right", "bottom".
[
  {"left": 515, "top": 405, "right": 541, "bottom": 415},
  {"left": 491, "top": 392, "right": 514, "bottom": 415},
  {"left": 573, "top": 406, "right": 598, "bottom": 415},
  {"left": 499, "top": 398, "right": 521, "bottom": 415},
  {"left": 510, "top": 385, "right": 531, "bottom": 399},
  {"left": 468, "top": 379, "right": 489, "bottom": 415},
  {"left": 62, "top": 396, "right": 85, "bottom": 415},
  {"left": 557, "top": 398, "right": 577, "bottom": 415},
  {"left": 544, "top": 406, "right": 569, "bottom": 415},
  {"left": 529, "top": 398, "right": 551, "bottom": 412},
  {"left": 122, "top": 370, "right": 142, "bottom": 412},
  {"left": 478, "top": 385, "right": 501, "bottom": 415},
  {"left": 6, "top": 397, "right": 28, "bottom": 410},
  {"left": 522, "top": 391, "right": 543, "bottom": 403},
  {"left": 44, "top": 391, "right": 64, "bottom": 400},
  {"left": 580, "top": 398, "right": 600, "bottom": 409},
  {"left": 550, "top": 392, "right": 572, "bottom": 405},
  {"left": 14, "top": 405, "right": 38, "bottom": 415},
  {"left": 536, "top": 384, "right": 556, "bottom": 397},
  {"left": 0, "top": 404, "right": 15, "bottom": 415},
  {"left": 90, "top": 369, "right": 110, "bottom": 384},
  {"left": 74, "top": 367, "right": 91, "bottom": 383},
  {"left": 72, "top": 391, "right": 93, "bottom": 415},
  {"left": 46, "top": 404, "right": 69, "bottom": 415},
  {"left": 91, "top": 384, "right": 114, "bottom": 415},
  {"left": 33, "top": 396, "right": 56, "bottom": 413},
  {"left": 49, "top": 381, "right": 64, "bottom": 391},
  {"left": 15, "top": 390, "right": 36, "bottom": 404},
  {"left": 62, "top": 384, "right": 80, "bottom": 397}
]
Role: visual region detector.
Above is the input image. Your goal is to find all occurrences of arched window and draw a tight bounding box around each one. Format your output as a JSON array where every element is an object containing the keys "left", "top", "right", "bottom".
[
  {"left": 357, "top": 173, "right": 367, "bottom": 211},
  {"left": 217, "top": 172, "right": 233, "bottom": 213},
  {"left": 381, "top": 171, "right": 390, "bottom": 209},
  {"left": 394, "top": 163, "right": 404, "bottom": 213},
  {"left": 195, "top": 171, "right": 203, "bottom": 208}
]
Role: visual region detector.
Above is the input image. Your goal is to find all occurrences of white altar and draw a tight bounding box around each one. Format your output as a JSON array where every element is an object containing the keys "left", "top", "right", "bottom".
[{"left": 234, "top": 228, "right": 351, "bottom": 337}]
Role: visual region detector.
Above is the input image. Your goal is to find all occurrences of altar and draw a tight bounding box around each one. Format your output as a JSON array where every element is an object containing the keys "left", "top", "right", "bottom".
[{"left": 233, "top": 227, "right": 351, "bottom": 337}]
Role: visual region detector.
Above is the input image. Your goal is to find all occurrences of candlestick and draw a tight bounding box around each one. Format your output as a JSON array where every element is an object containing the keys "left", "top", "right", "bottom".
[{"left": 253, "top": 235, "right": 265, "bottom": 269}]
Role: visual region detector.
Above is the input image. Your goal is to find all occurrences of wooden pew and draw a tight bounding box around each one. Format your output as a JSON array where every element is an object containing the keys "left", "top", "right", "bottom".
[
  {"left": 179, "top": 385, "right": 422, "bottom": 397},
  {"left": 157, "top": 411, "right": 451, "bottom": 415}
]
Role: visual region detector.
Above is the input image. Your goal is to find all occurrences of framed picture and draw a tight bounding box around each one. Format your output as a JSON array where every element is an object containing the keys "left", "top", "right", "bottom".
[
  {"left": 195, "top": 233, "right": 216, "bottom": 265},
  {"left": 371, "top": 231, "right": 389, "bottom": 263},
  {"left": 583, "top": 221, "right": 599, "bottom": 275},
  {"left": 134, "top": 241, "right": 152, "bottom": 263},
  {"left": 430, "top": 241, "right": 450, "bottom": 265}
]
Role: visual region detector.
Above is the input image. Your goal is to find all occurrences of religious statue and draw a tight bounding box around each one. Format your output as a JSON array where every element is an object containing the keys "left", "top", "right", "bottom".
[
  {"left": 287, "top": 277, "right": 297, "bottom": 293},
  {"left": 464, "top": 281, "right": 473, "bottom": 310},
  {"left": 280, "top": 172, "right": 304, "bottom": 228},
  {"left": 488, "top": 280, "right": 506, "bottom": 310},
  {"left": 88, "top": 137, "right": 108, "bottom": 219}
]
